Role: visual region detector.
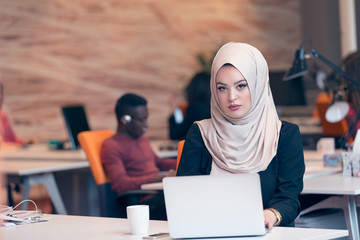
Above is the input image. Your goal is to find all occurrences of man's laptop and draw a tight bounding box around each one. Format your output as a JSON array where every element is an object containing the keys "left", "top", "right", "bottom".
[{"left": 163, "top": 174, "right": 266, "bottom": 238}]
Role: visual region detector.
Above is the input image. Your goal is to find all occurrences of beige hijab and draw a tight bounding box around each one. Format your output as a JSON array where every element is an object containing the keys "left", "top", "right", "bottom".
[{"left": 196, "top": 42, "right": 282, "bottom": 174}]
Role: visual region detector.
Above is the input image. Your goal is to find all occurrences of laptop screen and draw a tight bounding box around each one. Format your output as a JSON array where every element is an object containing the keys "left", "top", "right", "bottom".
[{"left": 61, "top": 105, "right": 90, "bottom": 150}]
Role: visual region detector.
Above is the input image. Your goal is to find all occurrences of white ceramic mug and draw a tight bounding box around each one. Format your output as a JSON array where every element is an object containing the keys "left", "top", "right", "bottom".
[
  {"left": 316, "top": 137, "right": 335, "bottom": 154},
  {"left": 127, "top": 205, "right": 149, "bottom": 235}
]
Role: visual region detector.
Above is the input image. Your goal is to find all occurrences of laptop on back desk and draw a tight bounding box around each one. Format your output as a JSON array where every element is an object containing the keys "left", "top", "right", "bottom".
[
  {"left": 163, "top": 174, "right": 266, "bottom": 239},
  {"left": 61, "top": 105, "right": 91, "bottom": 150}
]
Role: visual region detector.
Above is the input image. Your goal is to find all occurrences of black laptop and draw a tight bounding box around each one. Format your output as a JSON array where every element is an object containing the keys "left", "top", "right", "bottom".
[{"left": 61, "top": 105, "right": 90, "bottom": 150}]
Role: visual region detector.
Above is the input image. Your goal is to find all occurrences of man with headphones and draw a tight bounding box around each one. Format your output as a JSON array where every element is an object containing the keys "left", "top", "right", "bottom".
[{"left": 101, "top": 93, "right": 176, "bottom": 220}]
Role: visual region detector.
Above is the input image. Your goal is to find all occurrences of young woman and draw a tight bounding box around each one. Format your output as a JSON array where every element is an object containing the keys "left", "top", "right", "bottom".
[{"left": 176, "top": 42, "right": 305, "bottom": 230}]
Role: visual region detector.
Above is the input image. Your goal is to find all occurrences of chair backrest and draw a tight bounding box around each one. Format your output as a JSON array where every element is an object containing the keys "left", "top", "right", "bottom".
[
  {"left": 315, "top": 92, "right": 348, "bottom": 137},
  {"left": 77, "top": 129, "right": 114, "bottom": 185},
  {"left": 176, "top": 140, "right": 185, "bottom": 171}
]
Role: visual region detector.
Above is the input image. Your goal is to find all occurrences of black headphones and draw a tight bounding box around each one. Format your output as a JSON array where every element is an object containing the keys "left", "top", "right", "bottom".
[{"left": 122, "top": 115, "right": 132, "bottom": 124}]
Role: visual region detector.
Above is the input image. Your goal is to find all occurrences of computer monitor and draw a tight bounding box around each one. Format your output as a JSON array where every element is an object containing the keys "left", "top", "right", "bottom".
[{"left": 61, "top": 105, "right": 90, "bottom": 150}]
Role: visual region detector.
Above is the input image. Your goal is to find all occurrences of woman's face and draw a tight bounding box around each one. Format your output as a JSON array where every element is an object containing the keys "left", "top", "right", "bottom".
[{"left": 215, "top": 65, "right": 251, "bottom": 118}]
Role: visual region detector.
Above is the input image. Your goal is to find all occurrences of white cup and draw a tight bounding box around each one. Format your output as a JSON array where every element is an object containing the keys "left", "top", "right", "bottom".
[
  {"left": 127, "top": 205, "right": 149, "bottom": 235},
  {"left": 316, "top": 137, "right": 335, "bottom": 155}
]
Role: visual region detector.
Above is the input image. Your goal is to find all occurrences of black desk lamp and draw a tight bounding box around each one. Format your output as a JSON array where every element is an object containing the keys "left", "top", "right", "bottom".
[
  {"left": 283, "top": 47, "right": 308, "bottom": 81},
  {"left": 284, "top": 46, "right": 360, "bottom": 90},
  {"left": 284, "top": 45, "right": 360, "bottom": 147}
]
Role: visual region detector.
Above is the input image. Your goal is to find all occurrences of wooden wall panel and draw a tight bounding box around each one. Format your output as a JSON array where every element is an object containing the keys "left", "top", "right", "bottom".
[{"left": 0, "top": 0, "right": 301, "bottom": 141}]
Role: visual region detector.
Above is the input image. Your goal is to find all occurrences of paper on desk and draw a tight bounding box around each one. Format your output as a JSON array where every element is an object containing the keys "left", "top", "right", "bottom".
[
  {"left": 0, "top": 211, "right": 40, "bottom": 223},
  {"left": 1, "top": 215, "right": 26, "bottom": 222}
]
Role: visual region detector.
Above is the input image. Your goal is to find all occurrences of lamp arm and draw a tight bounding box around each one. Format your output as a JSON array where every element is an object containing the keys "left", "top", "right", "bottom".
[{"left": 310, "top": 49, "right": 360, "bottom": 91}]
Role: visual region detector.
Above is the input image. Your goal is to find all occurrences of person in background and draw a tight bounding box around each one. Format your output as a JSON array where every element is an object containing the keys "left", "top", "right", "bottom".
[
  {"left": 101, "top": 93, "right": 176, "bottom": 220},
  {"left": 342, "top": 50, "right": 360, "bottom": 137},
  {"left": 176, "top": 42, "right": 305, "bottom": 230},
  {"left": 168, "top": 71, "right": 211, "bottom": 140},
  {"left": 0, "top": 110, "right": 24, "bottom": 144},
  {"left": 0, "top": 82, "right": 36, "bottom": 146}
]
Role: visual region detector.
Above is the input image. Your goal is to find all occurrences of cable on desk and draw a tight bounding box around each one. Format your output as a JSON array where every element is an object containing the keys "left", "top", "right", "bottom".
[
  {"left": 3, "top": 199, "right": 42, "bottom": 223},
  {"left": 11, "top": 199, "right": 38, "bottom": 214}
]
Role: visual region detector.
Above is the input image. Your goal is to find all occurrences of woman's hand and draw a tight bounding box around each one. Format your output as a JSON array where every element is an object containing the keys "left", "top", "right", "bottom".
[{"left": 263, "top": 209, "right": 278, "bottom": 230}]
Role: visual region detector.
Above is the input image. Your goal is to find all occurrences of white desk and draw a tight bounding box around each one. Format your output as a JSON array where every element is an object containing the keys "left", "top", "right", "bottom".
[
  {"left": 2, "top": 141, "right": 177, "bottom": 160},
  {"left": 140, "top": 166, "right": 342, "bottom": 191},
  {"left": 2, "top": 144, "right": 90, "bottom": 214},
  {"left": 2, "top": 158, "right": 89, "bottom": 215},
  {"left": 141, "top": 150, "right": 342, "bottom": 191},
  {"left": 303, "top": 174, "right": 360, "bottom": 240},
  {"left": 2, "top": 144, "right": 86, "bottom": 161},
  {"left": 2, "top": 214, "right": 348, "bottom": 240},
  {"left": 150, "top": 140, "right": 178, "bottom": 158},
  {"left": 303, "top": 150, "right": 342, "bottom": 179},
  {"left": 281, "top": 117, "right": 323, "bottom": 135},
  {"left": 1, "top": 142, "right": 176, "bottom": 216}
]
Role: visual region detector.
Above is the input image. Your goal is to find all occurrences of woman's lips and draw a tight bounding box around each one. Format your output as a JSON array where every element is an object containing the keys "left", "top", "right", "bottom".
[{"left": 228, "top": 104, "right": 240, "bottom": 111}]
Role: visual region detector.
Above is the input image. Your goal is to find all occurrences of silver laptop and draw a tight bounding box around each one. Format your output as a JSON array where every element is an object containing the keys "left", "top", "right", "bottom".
[{"left": 163, "top": 174, "right": 266, "bottom": 239}]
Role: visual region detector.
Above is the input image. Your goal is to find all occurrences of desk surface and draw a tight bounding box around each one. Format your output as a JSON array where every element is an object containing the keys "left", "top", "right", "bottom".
[
  {"left": 295, "top": 150, "right": 342, "bottom": 179},
  {"left": 1, "top": 145, "right": 91, "bottom": 216},
  {"left": 141, "top": 150, "right": 342, "bottom": 191},
  {"left": 1, "top": 144, "right": 86, "bottom": 161},
  {"left": 150, "top": 140, "right": 178, "bottom": 158},
  {"left": 303, "top": 174, "right": 360, "bottom": 195},
  {"left": 1, "top": 141, "right": 178, "bottom": 160},
  {"left": 2, "top": 214, "right": 348, "bottom": 240},
  {"left": 1, "top": 159, "right": 89, "bottom": 176},
  {"left": 1, "top": 144, "right": 89, "bottom": 175},
  {"left": 281, "top": 117, "right": 322, "bottom": 135}
]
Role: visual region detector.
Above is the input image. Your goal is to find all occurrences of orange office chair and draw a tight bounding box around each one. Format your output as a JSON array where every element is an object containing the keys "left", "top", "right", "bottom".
[
  {"left": 78, "top": 130, "right": 156, "bottom": 218},
  {"left": 315, "top": 92, "right": 348, "bottom": 137},
  {"left": 176, "top": 140, "right": 185, "bottom": 172}
]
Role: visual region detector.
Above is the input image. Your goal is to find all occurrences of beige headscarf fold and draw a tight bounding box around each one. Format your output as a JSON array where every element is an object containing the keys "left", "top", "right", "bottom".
[{"left": 196, "top": 42, "right": 282, "bottom": 174}]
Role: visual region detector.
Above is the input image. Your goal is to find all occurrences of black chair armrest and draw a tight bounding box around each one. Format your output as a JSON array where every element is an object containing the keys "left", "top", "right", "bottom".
[{"left": 117, "top": 190, "right": 158, "bottom": 199}]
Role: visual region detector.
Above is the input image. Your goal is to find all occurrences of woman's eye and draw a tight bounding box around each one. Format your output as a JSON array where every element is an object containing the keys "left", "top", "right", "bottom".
[
  {"left": 217, "top": 86, "right": 226, "bottom": 91},
  {"left": 237, "top": 84, "right": 248, "bottom": 89}
]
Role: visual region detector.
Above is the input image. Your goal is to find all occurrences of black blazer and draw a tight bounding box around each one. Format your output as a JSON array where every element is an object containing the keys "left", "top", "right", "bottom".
[{"left": 177, "top": 121, "right": 305, "bottom": 227}]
